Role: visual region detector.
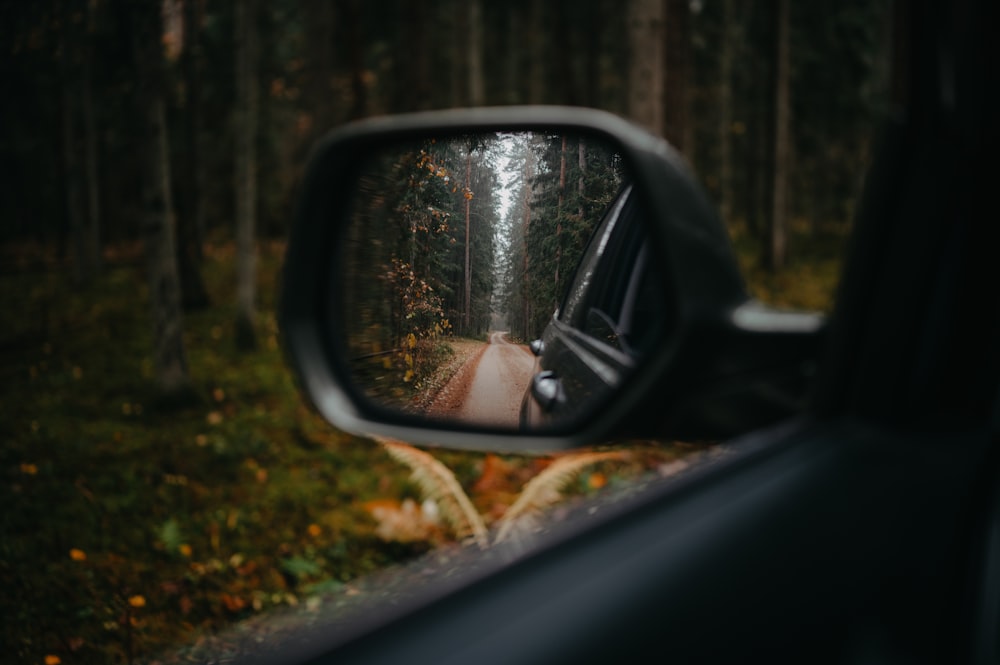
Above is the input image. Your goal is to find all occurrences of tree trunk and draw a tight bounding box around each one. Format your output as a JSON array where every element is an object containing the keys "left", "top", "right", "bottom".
[
  {"left": 767, "top": 0, "right": 790, "bottom": 272},
  {"left": 505, "top": 8, "right": 521, "bottom": 104},
  {"left": 522, "top": 152, "right": 533, "bottom": 340},
  {"left": 235, "top": 0, "right": 259, "bottom": 350},
  {"left": 131, "top": 4, "right": 190, "bottom": 397},
  {"left": 555, "top": 135, "right": 566, "bottom": 299},
  {"left": 175, "top": 0, "right": 210, "bottom": 311},
  {"left": 526, "top": 2, "right": 546, "bottom": 104},
  {"left": 60, "top": 9, "right": 98, "bottom": 285},
  {"left": 62, "top": 84, "right": 88, "bottom": 285},
  {"left": 464, "top": 151, "right": 472, "bottom": 332},
  {"left": 396, "top": 1, "right": 430, "bottom": 111},
  {"left": 746, "top": 0, "right": 772, "bottom": 242},
  {"left": 81, "top": 17, "right": 102, "bottom": 277},
  {"left": 718, "top": 0, "right": 735, "bottom": 225},
  {"left": 627, "top": 0, "right": 665, "bottom": 136},
  {"left": 144, "top": 98, "right": 191, "bottom": 395},
  {"left": 301, "top": 1, "right": 336, "bottom": 137},
  {"left": 663, "top": 0, "right": 690, "bottom": 153},
  {"left": 467, "top": 0, "right": 485, "bottom": 106},
  {"left": 342, "top": 0, "right": 367, "bottom": 119},
  {"left": 181, "top": 1, "right": 206, "bottom": 265}
]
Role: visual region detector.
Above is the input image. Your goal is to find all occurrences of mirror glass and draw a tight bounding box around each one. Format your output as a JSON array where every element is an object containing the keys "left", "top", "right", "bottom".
[{"left": 336, "top": 131, "right": 664, "bottom": 432}]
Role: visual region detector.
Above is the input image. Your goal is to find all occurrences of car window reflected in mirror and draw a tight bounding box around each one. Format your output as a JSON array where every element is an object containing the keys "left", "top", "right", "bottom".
[{"left": 336, "top": 131, "right": 665, "bottom": 432}]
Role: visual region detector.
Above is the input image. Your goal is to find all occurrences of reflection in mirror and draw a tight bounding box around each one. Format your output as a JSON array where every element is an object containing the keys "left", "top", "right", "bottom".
[{"left": 338, "top": 131, "right": 657, "bottom": 432}]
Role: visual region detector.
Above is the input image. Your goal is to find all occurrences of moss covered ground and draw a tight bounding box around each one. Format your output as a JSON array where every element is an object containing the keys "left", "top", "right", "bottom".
[{"left": 0, "top": 242, "right": 456, "bottom": 662}]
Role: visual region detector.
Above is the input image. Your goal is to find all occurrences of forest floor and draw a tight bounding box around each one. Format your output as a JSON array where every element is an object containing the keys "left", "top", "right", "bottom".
[
  {"left": 0, "top": 221, "right": 844, "bottom": 664},
  {"left": 729, "top": 218, "right": 850, "bottom": 312},
  {"left": 0, "top": 239, "right": 687, "bottom": 664},
  {"left": 407, "top": 338, "right": 485, "bottom": 415}
]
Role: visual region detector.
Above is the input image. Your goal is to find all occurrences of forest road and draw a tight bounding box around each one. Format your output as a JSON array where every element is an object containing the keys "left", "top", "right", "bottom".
[{"left": 428, "top": 331, "right": 535, "bottom": 429}]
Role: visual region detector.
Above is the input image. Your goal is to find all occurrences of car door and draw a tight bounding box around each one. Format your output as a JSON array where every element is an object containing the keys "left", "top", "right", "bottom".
[{"left": 522, "top": 185, "right": 668, "bottom": 429}]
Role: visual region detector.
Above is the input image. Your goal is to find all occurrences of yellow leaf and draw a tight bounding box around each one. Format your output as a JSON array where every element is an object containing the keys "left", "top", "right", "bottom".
[
  {"left": 69, "top": 548, "right": 87, "bottom": 561},
  {"left": 45, "top": 656, "right": 61, "bottom": 665},
  {"left": 128, "top": 595, "right": 146, "bottom": 608},
  {"left": 587, "top": 472, "right": 608, "bottom": 489},
  {"left": 307, "top": 523, "right": 322, "bottom": 537},
  {"left": 403, "top": 369, "right": 414, "bottom": 383},
  {"left": 407, "top": 333, "right": 417, "bottom": 349}
]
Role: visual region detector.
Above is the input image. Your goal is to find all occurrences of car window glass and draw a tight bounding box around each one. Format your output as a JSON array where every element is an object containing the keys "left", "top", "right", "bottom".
[
  {"left": 566, "top": 190, "right": 665, "bottom": 354},
  {"left": 558, "top": 186, "right": 632, "bottom": 327},
  {"left": 620, "top": 246, "right": 669, "bottom": 354}
]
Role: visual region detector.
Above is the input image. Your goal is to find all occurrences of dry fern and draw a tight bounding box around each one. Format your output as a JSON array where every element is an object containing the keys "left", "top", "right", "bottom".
[
  {"left": 376, "top": 437, "right": 489, "bottom": 549},
  {"left": 494, "top": 451, "right": 627, "bottom": 545}
]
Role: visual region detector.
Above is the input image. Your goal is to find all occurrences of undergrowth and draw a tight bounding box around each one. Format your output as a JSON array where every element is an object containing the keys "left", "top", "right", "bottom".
[
  {"left": 0, "top": 243, "right": 434, "bottom": 663},
  {"left": 0, "top": 241, "right": 688, "bottom": 664},
  {"left": 1, "top": 218, "right": 842, "bottom": 663}
]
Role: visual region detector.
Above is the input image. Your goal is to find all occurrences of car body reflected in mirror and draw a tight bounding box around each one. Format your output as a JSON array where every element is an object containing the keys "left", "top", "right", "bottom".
[
  {"left": 336, "top": 131, "right": 651, "bottom": 432},
  {"left": 520, "top": 184, "right": 668, "bottom": 430}
]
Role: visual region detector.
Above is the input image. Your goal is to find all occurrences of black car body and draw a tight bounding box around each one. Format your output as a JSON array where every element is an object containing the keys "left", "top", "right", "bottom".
[{"left": 520, "top": 184, "right": 668, "bottom": 429}]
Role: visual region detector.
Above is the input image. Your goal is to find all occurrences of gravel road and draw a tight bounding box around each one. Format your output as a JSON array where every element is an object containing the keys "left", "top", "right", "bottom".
[{"left": 427, "top": 331, "right": 535, "bottom": 428}]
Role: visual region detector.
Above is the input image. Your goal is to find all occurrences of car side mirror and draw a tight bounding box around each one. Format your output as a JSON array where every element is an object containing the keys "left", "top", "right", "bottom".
[{"left": 280, "top": 107, "right": 824, "bottom": 451}]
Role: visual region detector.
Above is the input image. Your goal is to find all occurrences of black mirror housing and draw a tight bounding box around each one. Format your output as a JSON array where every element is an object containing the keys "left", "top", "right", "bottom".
[{"left": 280, "top": 107, "right": 823, "bottom": 451}]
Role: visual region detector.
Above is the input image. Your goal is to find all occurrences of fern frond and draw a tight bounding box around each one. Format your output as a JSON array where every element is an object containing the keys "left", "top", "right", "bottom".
[
  {"left": 377, "top": 437, "right": 489, "bottom": 549},
  {"left": 494, "top": 451, "right": 626, "bottom": 545}
]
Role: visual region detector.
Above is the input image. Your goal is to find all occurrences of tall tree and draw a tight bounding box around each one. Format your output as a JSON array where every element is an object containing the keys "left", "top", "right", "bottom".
[
  {"left": 554, "top": 135, "right": 566, "bottom": 298},
  {"left": 627, "top": 0, "right": 665, "bottom": 136},
  {"left": 81, "top": 0, "right": 102, "bottom": 278},
  {"left": 235, "top": 0, "right": 259, "bottom": 349},
  {"left": 663, "top": 0, "right": 691, "bottom": 152},
  {"left": 61, "top": 71, "right": 87, "bottom": 284},
  {"left": 467, "top": 0, "right": 485, "bottom": 106},
  {"left": 464, "top": 149, "right": 473, "bottom": 331},
  {"left": 717, "top": 0, "right": 735, "bottom": 225},
  {"left": 526, "top": 1, "right": 546, "bottom": 104},
  {"left": 341, "top": 0, "right": 367, "bottom": 119},
  {"left": 171, "top": 0, "right": 210, "bottom": 314},
  {"left": 59, "top": 0, "right": 101, "bottom": 284},
  {"left": 130, "top": 0, "right": 190, "bottom": 395},
  {"left": 766, "top": 0, "right": 790, "bottom": 271},
  {"left": 180, "top": 0, "right": 205, "bottom": 262},
  {"left": 395, "top": 1, "right": 431, "bottom": 111}
]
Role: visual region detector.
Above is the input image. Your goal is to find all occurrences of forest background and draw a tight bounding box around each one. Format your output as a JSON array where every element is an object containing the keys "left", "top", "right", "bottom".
[{"left": 0, "top": 0, "right": 892, "bottom": 662}]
